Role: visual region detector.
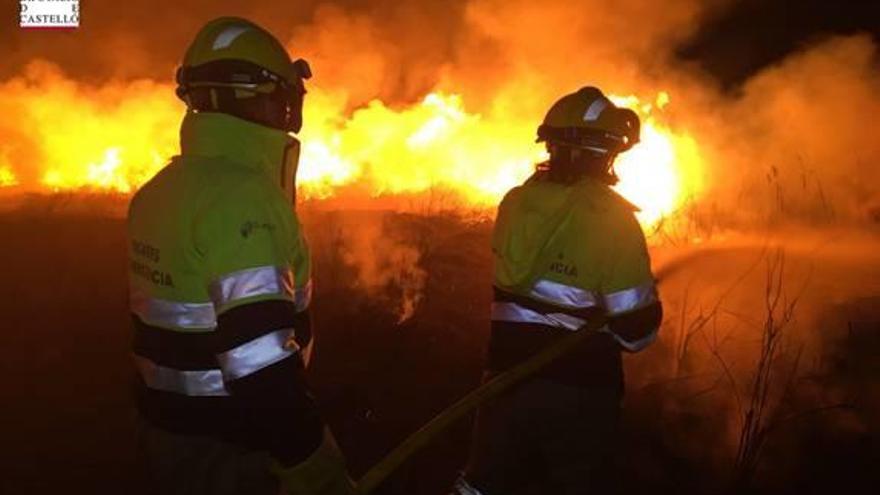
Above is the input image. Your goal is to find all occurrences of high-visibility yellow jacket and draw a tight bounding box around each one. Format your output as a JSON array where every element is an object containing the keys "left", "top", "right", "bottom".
[
  {"left": 489, "top": 171, "right": 662, "bottom": 387},
  {"left": 127, "top": 111, "right": 321, "bottom": 465}
]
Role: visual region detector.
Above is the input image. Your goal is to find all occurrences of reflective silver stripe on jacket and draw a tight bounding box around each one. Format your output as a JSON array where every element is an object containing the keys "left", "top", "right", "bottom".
[
  {"left": 134, "top": 355, "right": 229, "bottom": 396},
  {"left": 217, "top": 328, "right": 296, "bottom": 381},
  {"left": 529, "top": 279, "right": 600, "bottom": 309},
  {"left": 453, "top": 478, "right": 486, "bottom": 495},
  {"left": 603, "top": 282, "right": 658, "bottom": 315},
  {"left": 491, "top": 302, "right": 587, "bottom": 331},
  {"left": 295, "top": 279, "right": 313, "bottom": 312},
  {"left": 130, "top": 288, "right": 216, "bottom": 330},
  {"left": 210, "top": 266, "right": 295, "bottom": 310}
]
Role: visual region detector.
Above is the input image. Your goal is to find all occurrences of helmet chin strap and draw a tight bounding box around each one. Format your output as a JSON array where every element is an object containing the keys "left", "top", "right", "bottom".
[
  {"left": 281, "top": 137, "right": 301, "bottom": 206},
  {"left": 545, "top": 144, "right": 619, "bottom": 185},
  {"left": 605, "top": 153, "right": 621, "bottom": 185}
]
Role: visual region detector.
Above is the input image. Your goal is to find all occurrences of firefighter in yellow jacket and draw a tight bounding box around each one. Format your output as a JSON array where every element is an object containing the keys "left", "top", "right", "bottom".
[
  {"left": 128, "top": 17, "right": 354, "bottom": 494},
  {"left": 454, "top": 87, "right": 663, "bottom": 494}
]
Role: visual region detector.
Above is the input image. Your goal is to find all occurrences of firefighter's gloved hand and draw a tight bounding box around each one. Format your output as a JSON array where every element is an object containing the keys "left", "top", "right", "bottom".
[
  {"left": 272, "top": 428, "right": 355, "bottom": 495},
  {"left": 451, "top": 477, "right": 486, "bottom": 495},
  {"left": 598, "top": 323, "right": 657, "bottom": 353}
]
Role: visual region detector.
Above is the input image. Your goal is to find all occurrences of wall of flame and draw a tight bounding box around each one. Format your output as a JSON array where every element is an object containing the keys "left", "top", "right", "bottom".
[{"left": 0, "top": 62, "right": 705, "bottom": 228}]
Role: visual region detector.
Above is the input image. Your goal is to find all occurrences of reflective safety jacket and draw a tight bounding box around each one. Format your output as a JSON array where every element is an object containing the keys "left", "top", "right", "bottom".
[
  {"left": 127, "top": 112, "right": 321, "bottom": 465},
  {"left": 489, "top": 172, "right": 662, "bottom": 387}
]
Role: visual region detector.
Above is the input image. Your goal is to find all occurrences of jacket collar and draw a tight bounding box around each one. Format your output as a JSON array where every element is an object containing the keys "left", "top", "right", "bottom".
[{"left": 179, "top": 111, "right": 292, "bottom": 178}]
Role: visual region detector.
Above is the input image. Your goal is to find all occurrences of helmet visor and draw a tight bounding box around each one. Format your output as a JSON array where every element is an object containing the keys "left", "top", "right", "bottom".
[{"left": 536, "top": 125, "right": 632, "bottom": 153}]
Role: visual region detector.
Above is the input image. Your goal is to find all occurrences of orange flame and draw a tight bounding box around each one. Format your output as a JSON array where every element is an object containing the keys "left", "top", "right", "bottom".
[
  {"left": 1, "top": 63, "right": 704, "bottom": 226},
  {"left": 1, "top": 149, "right": 19, "bottom": 187},
  {"left": 0, "top": 166, "right": 17, "bottom": 187},
  {"left": 610, "top": 92, "right": 703, "bottom": 225},
  {"left": 297, "top": 91, "right": 541, "bottom": 203}
]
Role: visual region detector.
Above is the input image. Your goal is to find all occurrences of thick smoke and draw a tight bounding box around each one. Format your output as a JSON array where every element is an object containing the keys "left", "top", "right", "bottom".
[
  {"left": 288, "top": 0, "right": 717, "bottom": 112},
  {"left": 713, "top": 35, "right": 880, "bottom": 225},
  {"left": 442, "top": 0, "right": 714, "bottom": 107},
  {"left": 335, "top": 212, "right": 427, "bottom": 323}
]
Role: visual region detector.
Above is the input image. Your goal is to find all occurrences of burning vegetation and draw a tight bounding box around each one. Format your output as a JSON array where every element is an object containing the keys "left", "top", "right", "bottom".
[{"left": 0, "top": 62, "right": 699, "bottom": 230}]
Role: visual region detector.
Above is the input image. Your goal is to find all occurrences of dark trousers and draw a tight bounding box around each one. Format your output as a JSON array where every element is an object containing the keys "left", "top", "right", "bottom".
[
  {"left": 463, "top": 378, "right": 622, "bottom": 495},
  {"left": 136, "top": 416, "right": 280, "bottom": 495},
  {"left": 137, "top": 418, "right": 355, "bottom": 495}
]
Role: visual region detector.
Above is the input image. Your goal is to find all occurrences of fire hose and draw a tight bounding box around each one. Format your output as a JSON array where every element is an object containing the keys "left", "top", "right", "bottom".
[
  {"left": 355, "top": 313, "right": 606, "bottom": 494},
  {"left": 355, "top": 254, "right": 700, "bottom": 494}
]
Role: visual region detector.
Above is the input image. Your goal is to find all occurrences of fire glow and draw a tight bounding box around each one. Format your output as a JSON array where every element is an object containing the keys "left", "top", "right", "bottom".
[{"left": 0, "top": 62, "right": 704, "bottom": 226}]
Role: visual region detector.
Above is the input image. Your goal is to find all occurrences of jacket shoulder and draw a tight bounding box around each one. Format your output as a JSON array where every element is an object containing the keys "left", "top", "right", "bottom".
[
  {"left": 499, "top": 183, "right": 524, "bottom": 206},
  {"left": 196, "top": 169, "right": 291, "bottom": 231},
  {"left": 605, "top": 188, "right": 639, "bottom": 212},
  {"left": 191, "top": 170, "right": 300, "bottom": 276},
  {"left": 570, "top": 183, "right": 646, "bottom": 247},
  {"left": 571, "top": 180, "right": 638, "bottom": 212},
  {"left": 128, "top": 158, "right": 184, "bottom": 219}
]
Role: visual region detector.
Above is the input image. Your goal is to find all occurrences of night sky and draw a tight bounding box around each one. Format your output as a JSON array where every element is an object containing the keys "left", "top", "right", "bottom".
[{"left": 680, "top": 0, "right": 880, "bottom": 86}]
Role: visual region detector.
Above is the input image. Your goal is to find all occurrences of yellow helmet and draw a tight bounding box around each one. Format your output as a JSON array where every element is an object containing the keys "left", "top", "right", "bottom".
[
  {"left": 537, "top": 86, "right": 640, "bottom": 155},
  {"left": 175, "top": 17, "right": 312, "bottom": 133}
]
